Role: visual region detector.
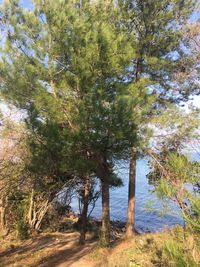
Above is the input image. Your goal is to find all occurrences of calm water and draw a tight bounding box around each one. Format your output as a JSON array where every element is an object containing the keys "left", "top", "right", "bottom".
[{"left": 71, "top": 159, "right": 183, "bottom": 233}]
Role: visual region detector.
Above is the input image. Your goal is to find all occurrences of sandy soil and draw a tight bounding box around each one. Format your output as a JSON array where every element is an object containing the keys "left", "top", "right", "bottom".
[{"left": 0, "top": 232, "right": 98, "bottom": 267}]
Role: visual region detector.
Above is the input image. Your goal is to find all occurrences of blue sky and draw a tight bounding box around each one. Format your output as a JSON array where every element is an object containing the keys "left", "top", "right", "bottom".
[
  {"left": 20, "top": 0, "right": 33, "bottom": 9},
  {"left": 1, "top": 0, "right": 200, "bottom": 17}
]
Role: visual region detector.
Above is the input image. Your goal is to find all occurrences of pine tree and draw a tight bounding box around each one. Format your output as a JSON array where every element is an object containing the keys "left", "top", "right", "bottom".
[
  {"left": 0, "top": 0, "right": 139, "bottom": 246},
  {"left": 1, "top": 0, "right": 198, "bottom": 246},
  {"left": 119, "top": 0, "right": 198, "bottom": 238}
]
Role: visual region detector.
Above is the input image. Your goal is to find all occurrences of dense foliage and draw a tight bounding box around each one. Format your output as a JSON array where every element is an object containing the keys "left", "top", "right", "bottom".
[{"left": 0, "top": 1, "right": 199, "bottom": 259}]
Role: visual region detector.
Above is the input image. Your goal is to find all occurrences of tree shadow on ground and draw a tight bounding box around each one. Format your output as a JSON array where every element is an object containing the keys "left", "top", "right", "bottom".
[
  {"left": 0, "top": 232, "right": 97, "bottom": 267},
  {"left": 34, "top": 240, "right": 96, "bottom": 267}
]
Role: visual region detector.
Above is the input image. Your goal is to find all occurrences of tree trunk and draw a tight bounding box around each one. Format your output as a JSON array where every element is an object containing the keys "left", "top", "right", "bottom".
[
  {"left": 34, "top": 200, "right": 49, "bottom": 230},
  {"left": 100, "top": 178, "right": 110, "bottom": 247},
  {"left": 27, "top": 189, "right": 34, "bottom": 226},
  {"left": 0, "top": 197, "right": 6, "bottom": 231},
  {"left": 126, "top": 152, "right": 136, "bottom": 238},
  {"left": 79, "top": 175, "right": 90, "bottom": 245},
  {"left": 0, "top": 206, "right": 6, "bottom": 230},
  {"left": 126, "top": 57, "right": 141, "bottom": 238}
]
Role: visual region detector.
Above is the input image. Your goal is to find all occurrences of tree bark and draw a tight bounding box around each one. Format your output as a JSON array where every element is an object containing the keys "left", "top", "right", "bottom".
[
  {"left": 79, "top": 175, "right": 90, "bottom": 245},
  {"left": 126, "top": 57, "right": 141, "bottom": 237},
  {"left": 0, "top": 197, "right": 6, "bottom": 230},
  {"left": 27, "top": 189, "right": 34, "bottom": 226},
  {"left": 34, "top": 200, "right": 49, "bottom": 230},
  {"left": 126, "top": 151, "right": 136, "bottom": 238},
  {"left": 100, "top": 178, "right": 110, "bottom": 247}
]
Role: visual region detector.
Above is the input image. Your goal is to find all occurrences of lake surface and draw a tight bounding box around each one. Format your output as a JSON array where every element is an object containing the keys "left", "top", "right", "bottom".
[{"left": 71, "top": 159, "right": 184, "bottom": 233}]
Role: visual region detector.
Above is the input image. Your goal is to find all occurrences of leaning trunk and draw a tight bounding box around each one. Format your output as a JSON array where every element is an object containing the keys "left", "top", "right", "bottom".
[
  {"left": 100, "top": 178, "right": 110, "bottom": 247},
  {"left": 126, "top": 152, "right": 136, "bottom": 238},
  {"left": 27, "top": 192, "right": 49, "bottom": 232},
  {"left": 79, "top": 175, "right": 90, "bottom": 245}
]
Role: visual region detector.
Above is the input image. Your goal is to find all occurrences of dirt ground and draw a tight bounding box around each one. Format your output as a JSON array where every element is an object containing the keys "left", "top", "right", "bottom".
[
  {"left": 0, "top": 230, "right": 167, "bottom": 267},
  {"left": 0, "top": 232, "right": 98, "bottom": 267},
  {"left": 1, "top": 227, "right": 196, "bottom": 267}
]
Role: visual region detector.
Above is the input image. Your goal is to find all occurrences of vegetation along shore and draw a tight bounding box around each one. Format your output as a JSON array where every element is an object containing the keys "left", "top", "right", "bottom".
[{"left": 0, "top": 0, "right": 199, "bottom": 266}]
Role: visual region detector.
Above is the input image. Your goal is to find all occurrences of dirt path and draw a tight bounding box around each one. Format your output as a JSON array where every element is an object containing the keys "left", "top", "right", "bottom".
[
  {"left": 0, "top": 230, "right": 182, "bottom": 267},
  {"left": 0, "top": 232, "right": 98, "bottom": 267}
]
